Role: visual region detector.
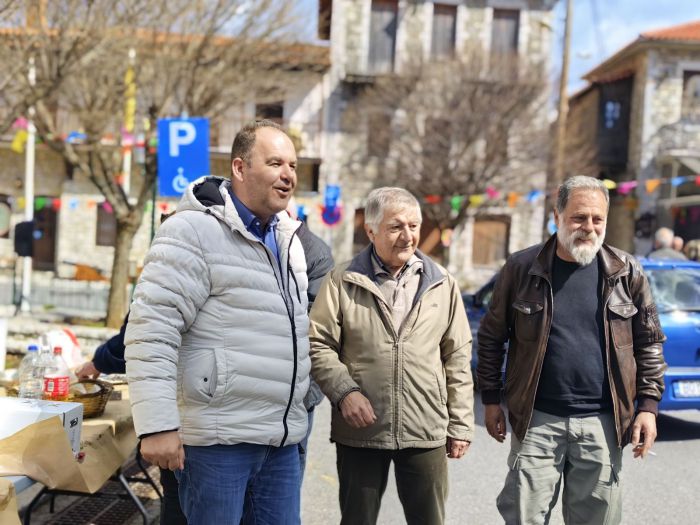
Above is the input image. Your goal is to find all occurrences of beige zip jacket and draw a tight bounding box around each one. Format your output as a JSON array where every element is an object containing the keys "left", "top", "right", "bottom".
[{"left": 309, "top": 246, "right": 474, "bottom": 449}]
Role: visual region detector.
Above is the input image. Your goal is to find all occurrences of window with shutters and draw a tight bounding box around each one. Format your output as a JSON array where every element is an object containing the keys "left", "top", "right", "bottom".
[
  {"left": 255, "top": 102, "right": 284, "bottom": 125},
  {"left": 682, "top": 71, "right": 700, "bottom": 120},
  {"left": 472, "top": 217, "right": 509, "bottom": 266},
  {"left": 491, "top": 9, "right": 519, "bottom": 55},
  {"left": 296, "top": 160, "right": 321, "bottom": 192},
  {"left": 369, "top": 0, "right": 398, "bottom": 74},
  {"left": 431, "top": 4, "right": 457, "bottom": 59}
]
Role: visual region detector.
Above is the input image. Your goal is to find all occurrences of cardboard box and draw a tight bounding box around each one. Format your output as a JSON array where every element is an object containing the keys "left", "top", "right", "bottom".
[{"left": 0, "top": 398, "right": 83, "bottom": 455}]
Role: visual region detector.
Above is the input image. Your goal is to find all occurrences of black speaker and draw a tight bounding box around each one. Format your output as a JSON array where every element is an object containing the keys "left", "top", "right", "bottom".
[{"left": 14, "top": 220, "right": 34, "bottom": 257}]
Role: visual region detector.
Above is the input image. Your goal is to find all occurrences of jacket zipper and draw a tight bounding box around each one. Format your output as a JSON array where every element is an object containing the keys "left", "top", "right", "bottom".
[
  {"left": 602, "top": 276, "right": 621, "bottom": 447},
  {"left": 259, "top": 225, "right": 302, "bottom": 447},
  {"left": 367, "top": 276, "right": 446, "bottom": 448}
]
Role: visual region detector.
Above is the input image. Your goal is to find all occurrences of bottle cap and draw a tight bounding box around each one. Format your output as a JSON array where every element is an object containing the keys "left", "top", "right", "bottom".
[
  {"left": 27, "top": 344, "right": 39, "bottom": 351},
  {"left": 53, "top": 346, "right": 63, "bottom": 355}
]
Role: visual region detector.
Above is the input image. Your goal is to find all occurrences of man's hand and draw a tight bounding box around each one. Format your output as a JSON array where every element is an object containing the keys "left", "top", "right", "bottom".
[
  {"left": 140, "top": 431, "right": 185, "bottom": 471},
  {"left": 446, "top": 437, "right": 470, "bottom": 459},
  {"left": 75, "top": 361, "right": 101, "bottom": 380},
  {"left": 339, "top": 391, "right": 377, "bottom": 428},
  {"left": 484, "top": 404, "right": 507, "bottom": 443},
  {"left": 631, "top": 411, "right": 657, "bottom": 459}
]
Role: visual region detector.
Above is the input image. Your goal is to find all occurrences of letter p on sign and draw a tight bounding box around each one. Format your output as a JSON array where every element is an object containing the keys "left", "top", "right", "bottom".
[{"left": 169, "top": 121, "right": 196, "bottom": 157}]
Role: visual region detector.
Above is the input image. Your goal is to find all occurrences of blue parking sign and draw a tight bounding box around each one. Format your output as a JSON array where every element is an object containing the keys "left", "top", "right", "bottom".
[{"left": 157, "top": 118, "right": 210, "bottom": 197}]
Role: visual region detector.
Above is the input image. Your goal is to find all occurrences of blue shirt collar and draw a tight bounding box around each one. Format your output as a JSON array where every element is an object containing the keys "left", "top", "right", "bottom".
[{"left": 228, "top": 187, "right": 279, "bottom": 239}]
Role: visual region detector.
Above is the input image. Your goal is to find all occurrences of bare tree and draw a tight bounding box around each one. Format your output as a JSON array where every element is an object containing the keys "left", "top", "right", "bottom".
[
  {"left": 1, "top": 0, "right": 313, "bottom": 326},
  {"left": 342, "top": 50, "right": 550, "bottom": 261}
]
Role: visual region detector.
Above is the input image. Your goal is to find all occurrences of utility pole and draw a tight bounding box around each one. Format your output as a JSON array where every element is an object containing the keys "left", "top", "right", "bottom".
[
  {"left": 545, "top": 0, "right": 573, "bottom": 233},
  {"left": 554, "top": 0, "right": 573, "bottom": 187},
  {"left": 20, "top": 57, "right": 36, "bottom": 314}
]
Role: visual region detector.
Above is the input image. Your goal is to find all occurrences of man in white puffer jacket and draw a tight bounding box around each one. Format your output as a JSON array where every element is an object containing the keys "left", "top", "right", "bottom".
[{"left": 125, "top": 120, "right": 310, "bottom": 525}]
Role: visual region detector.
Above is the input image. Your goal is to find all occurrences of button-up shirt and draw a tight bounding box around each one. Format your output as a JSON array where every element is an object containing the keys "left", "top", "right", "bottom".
[
  {"left": 370, "top": 247, "right": 423, "bottom": 333},
  {"left": 228, "top": 189, "right": 280, "bottom": 265}
]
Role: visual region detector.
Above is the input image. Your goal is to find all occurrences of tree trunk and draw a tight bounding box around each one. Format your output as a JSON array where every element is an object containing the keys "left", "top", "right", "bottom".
[{"left": 105, "top": 222, "right": 138, "bottom": 328}]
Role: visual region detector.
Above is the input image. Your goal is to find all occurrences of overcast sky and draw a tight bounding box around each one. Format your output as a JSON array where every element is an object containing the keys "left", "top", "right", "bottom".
[{"left": 553, "top": 0, "right": 700, "bottom": 93}]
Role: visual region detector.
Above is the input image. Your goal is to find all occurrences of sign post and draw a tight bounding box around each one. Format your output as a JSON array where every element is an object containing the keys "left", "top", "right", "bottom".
[{"left": 157, "top": 118, "right": 210, "bottom": 197}]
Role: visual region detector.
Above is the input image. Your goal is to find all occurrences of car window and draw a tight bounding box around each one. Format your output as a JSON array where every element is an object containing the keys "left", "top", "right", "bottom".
[
  {"left": 645, "top": 267, "right": 700, "bottom": 312},
  {"left": 475, "top": 280, "right": 496, "bottom": 308}
]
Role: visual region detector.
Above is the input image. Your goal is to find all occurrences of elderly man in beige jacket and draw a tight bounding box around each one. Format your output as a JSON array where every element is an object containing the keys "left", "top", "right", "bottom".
[{"left": 309, "top": 187, "right": 474, "bottom": 525}]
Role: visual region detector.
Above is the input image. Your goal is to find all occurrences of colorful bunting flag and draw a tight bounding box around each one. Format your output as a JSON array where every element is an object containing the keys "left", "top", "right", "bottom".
[
  {"left": 645, "top": 179, "right": 661, "bottom": 193},
  {"left": 602, "top": 179, "right": 617, "bottom": 190},
  {"left": 486, "top": 187, "right": 500, "bottom": 199},
  {"left": 507, "top": 192, "right": 520, "bottom": 208},
  {"left": 671, "top": 177, "right": 685, "bottom": 187},
  {"left": 10, "top": 129, "right": 28, "bottom": 153},
  {"left": 468, "top": 194, "right": 485, "bottom": 207},
  {"left": 617, "top": 181, "right": 637, "bottom": 195},
  {"left": 450, "top": 195, "right": 464, "bottom": 213}
]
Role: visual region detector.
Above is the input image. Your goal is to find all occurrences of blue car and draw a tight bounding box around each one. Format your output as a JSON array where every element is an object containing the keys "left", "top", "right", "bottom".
[{"left": 463, "top": 259, "right": 700, "bottom": 411}]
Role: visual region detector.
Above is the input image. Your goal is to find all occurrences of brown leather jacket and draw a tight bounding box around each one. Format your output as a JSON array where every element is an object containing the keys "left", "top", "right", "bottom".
[{"left": 477, "top": 235, "right": 667, "bottom": 447}]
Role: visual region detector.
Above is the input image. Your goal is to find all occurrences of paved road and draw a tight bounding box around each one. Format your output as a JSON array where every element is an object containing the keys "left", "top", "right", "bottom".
[{"left": 302, "top": 394, "right": 700, "bottom": 524}]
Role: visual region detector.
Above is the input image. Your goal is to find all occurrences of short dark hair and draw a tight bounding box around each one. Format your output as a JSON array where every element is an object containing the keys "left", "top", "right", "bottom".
[{"left": 230, "top": 119, "right": 285, "bottom": 168}]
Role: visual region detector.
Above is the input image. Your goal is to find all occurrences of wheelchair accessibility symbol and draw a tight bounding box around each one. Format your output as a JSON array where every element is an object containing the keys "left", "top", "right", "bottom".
[{"left": 172, "top": 167, "right": 189, "bottom": 193}]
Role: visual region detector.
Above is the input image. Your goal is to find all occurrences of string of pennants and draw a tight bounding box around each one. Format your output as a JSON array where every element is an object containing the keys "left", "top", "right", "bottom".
[
  {"left": 421, "top": 188, "right": 545, "bottom": 211},
  {"left": 3, "top": 196, "right": 176, "bottom": 215},
  {"left": 421, "top": 175, "right": 700, "bottom": 210},
  {"left": 9, "top": 117, "right": 157, "bottom": 155}
]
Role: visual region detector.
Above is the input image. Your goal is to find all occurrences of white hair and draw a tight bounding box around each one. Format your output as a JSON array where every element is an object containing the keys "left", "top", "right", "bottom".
[
  {"left": 364, "top": 187, "right": 422, "bottom": 227},
  {"left": 654, "top": 227, "right": 674, "bottom": 248}
]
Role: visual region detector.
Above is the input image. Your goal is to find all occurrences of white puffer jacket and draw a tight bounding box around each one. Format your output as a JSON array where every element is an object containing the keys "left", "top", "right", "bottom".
[{"left": 125, "top": 176, "right": 310, "bottom": 447}]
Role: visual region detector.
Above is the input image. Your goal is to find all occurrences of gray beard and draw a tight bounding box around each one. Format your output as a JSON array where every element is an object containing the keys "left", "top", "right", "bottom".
[{"left": 559, "top": 228, "right": 605, "bottom": 266}]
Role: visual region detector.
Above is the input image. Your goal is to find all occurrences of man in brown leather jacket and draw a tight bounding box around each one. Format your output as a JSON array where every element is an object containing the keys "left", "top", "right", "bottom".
[{"left": 477, "top": 175, "right": 667, "bottom": 524}]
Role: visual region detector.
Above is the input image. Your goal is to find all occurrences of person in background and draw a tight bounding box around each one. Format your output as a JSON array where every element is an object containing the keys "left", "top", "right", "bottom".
[
  {"left": 478, "top": 175, "right": 667, "bottom": 524},
  {"left": 309, "top": 187, "right": 474, "bottom": 525},
  {"left": 75, "top": 313, "right": 187, "bottom": 525},
  {"left": 672, "top": 235, "right": 684, "bottom": 253},
  {"left": 286, "top": 198, "right": 335, "bottom": 481},
  {"left": 684, "top": 239, "right": 700, "bottom": 261},
  {"left": 648, "top": 227, "right": 687, "bottom": 260}
]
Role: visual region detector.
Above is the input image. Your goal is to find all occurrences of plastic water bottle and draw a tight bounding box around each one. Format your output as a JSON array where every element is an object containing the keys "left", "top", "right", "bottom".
[
  {"left": 43, "top": 346, "right": 72, "bottom": 401},
  {"left": 18, "top": 344, "right": 43, "bottom": 399}
]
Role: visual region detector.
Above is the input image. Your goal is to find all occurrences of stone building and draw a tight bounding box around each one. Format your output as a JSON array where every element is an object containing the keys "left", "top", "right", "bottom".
[
  {"left": 317, "top": 0, "right": 557, "bottom": 285},
  {"left": 566, "top": 20, "right": 700, "bottom": 254}
]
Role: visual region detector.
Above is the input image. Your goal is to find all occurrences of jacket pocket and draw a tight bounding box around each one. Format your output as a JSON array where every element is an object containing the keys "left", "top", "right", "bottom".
[
  {"left": 434, "top": 369, "right": 447, "bottom": 406},
  {"left": 180, "top": 348, "right": 224, "bottom": 405},
  {"left": 512, "top": 300, "right": 544, "bottom": 342},
  {"left": 608, "top": 303, "right": 637, "bottom": 349}
]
